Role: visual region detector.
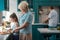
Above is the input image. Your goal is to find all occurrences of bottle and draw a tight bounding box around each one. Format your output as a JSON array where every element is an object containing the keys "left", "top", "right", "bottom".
[{"left": 2, "top": 21, "right": 7, "bottom": 32}]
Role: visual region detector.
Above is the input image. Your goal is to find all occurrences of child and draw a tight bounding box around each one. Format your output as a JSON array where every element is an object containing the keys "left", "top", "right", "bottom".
[{"left": 6, "top": 13, "right": 19, "bottom": 40}]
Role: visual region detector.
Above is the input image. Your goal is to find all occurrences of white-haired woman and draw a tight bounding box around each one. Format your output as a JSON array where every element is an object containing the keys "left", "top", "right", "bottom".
[{"left": 14, "top": 1, "right": 33, "bottom": 40}]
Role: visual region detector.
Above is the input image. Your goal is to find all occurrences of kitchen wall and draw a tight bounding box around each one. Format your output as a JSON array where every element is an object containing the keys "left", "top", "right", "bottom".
[
  {"left": 0, "top": 0, "right": 4, "bottom": 24},
  {"left": 3, "top": 0, "right": 19, "bottom": 22}
]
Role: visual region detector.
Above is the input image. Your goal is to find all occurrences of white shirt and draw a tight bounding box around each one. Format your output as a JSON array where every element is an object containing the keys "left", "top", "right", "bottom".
[
  {"left": 10, "top": 22, "right": 17, "bottom": 31},
  {"left": 48, "top": 9, "right": 58, "bottom": 27},
  {"left": 10, "top": 22, "right": 18, "bottom": 35}
]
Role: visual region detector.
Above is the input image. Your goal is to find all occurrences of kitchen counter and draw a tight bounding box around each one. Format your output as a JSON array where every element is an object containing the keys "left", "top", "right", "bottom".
[
  {"left": 0, "top": 26, "right": 10, "bottom": 40},
  {"left": 38, "top": 28, "right": 60, "bottom": 33},
  {"left": 32, "top": 23, "right": 60, "bottom": 40},
  {"left": 32, "top": 23, "right": 60, "bottom": 26}
]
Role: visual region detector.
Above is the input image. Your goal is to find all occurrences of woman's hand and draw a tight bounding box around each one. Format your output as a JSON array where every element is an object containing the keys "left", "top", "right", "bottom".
[{"left": 14, "top": 27, "right": 19, "bottom": 32}]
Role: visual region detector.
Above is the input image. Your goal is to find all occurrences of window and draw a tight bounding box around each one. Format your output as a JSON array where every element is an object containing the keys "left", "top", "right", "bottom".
[{"left": 4, "top": 0, "right": 9, "bottom": 11}]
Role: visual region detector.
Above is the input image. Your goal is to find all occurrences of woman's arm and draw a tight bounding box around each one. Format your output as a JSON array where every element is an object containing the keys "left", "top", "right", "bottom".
[
  {"left": 15, "top": 22, "right": 29, "bottom": 30},
  {"left": 19, "top": 22, "right": 29, "bottom": 29}
]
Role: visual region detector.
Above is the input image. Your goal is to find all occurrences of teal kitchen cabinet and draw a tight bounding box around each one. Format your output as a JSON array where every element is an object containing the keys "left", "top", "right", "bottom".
[
  {"left": 32, "top": 23, "right": 60, "bottom": 40},
  {"left": 0, "top": 0, "right": 4, "bottom": 11},
  {"left": 32, "top": 23, "right": 48, "bottom": 40}
]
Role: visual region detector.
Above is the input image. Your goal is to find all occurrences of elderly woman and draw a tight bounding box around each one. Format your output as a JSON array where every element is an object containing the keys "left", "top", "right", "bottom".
[{"left": 14, "top": 1, "right": 33, "bottom": 40}]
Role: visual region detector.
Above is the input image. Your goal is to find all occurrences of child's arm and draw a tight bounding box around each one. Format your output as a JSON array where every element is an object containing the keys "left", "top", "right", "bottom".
[
  {"left": 3, "top": 29, "right": 13, "bottom": 34},
  {"left": 15, "top": 22, "right": 19, "bottom": 27},
  {"left": 13, "top": 23, "right": 19, "bottom": 32},
  {"left": 0, "top": 29, "right": 13, "bottom": 35}
]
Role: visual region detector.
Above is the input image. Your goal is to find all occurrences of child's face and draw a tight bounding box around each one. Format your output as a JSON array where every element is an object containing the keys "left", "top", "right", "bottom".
[{"left": 9, "top": 18, "right": 14, "bottom": 22}]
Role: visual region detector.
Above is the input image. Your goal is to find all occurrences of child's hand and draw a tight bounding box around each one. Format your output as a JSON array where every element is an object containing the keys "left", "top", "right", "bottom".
[
  {"left": 7, "top": 29, "right": 11, "bottom": 31},
  {"left": 7, "top": 29, "right": 13, "bottom": 33},
  {"left": 0, "top": 32, "right": 7, "bottom": 35}
]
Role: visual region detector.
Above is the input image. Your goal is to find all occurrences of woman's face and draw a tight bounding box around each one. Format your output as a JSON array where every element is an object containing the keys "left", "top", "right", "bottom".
[
  {"left": 19, "top": 6, "right": 28, "bottom": 13},
  {"left": 19, "top": 6, "right": 23, "bottom": 12}
]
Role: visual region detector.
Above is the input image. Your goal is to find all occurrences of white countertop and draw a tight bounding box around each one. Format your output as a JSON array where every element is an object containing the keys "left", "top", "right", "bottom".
[
  {"left": 37, "top": 28, "right": 60, "bottom": 33},
  {"left": 0, "top": 34, "right": 9, "bottom": 40},
  {"left": 0, "top": 26, "right": 10, "bottom": 40}
]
